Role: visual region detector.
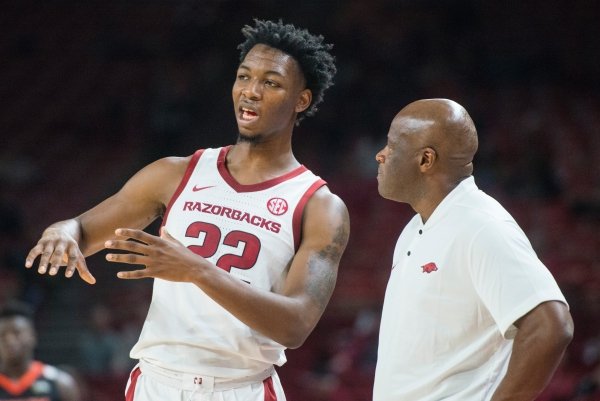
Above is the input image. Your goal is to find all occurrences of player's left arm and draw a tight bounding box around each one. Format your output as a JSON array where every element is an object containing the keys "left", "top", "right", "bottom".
[
  {"left": 274, "top": 186, "right": 350, "bottom": 347},
  {"left": 55, "top": 368, "right": 82, "bottom": 401},
  {"left": 490, "top": 300, "right": 574, "bottom": 401}
]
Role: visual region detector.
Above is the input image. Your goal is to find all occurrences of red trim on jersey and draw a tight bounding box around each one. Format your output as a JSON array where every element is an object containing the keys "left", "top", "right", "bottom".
[
  {"left": 161, "top": 149, "right": 205, "bottom": 229},
  {"left": 217, "top": 146, "right": 309, "bottom": 193},
  {"left": 0, "top": 360, "right": 44, "bottom": 396},
  {"left": 292, "top": 179, "right": 327, "bottom": 250},
  {"left": 125, "top": 367, "right": 142, "bottom": 401},
  {"left": 263, "top": 376, "right": 277, "bottom": 401}
]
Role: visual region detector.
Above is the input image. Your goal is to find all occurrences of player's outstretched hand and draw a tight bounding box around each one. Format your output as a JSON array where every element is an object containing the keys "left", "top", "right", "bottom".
[
  {"left": 24, "top": 228, "right": 96, "bottom": 284},
  {"left": 106, "top": 228, "right": 203, "bottom": 283}
]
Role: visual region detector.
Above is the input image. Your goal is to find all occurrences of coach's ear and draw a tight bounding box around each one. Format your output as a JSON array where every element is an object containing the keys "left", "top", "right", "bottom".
[
  {"left": 419, "top": 147, "right": 438, "bottom": 173},
  {"left": 160, "top": 227, "right": 183, "bottom": 246}
]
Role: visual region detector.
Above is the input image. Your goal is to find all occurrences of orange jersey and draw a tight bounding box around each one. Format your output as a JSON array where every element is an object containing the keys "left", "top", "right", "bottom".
[{"left": 0, "top": 361, "right": 61, "bottom": 401}]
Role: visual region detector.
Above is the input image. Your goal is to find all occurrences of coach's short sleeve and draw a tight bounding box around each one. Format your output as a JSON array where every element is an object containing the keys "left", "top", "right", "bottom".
[{"left": 467, "top": 219, "right": 567, "bottom": 339}]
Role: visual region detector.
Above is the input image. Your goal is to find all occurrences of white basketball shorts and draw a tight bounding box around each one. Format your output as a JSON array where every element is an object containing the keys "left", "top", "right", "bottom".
[{"left": 125, "top": 360, "right": 286, "bottom": 401}]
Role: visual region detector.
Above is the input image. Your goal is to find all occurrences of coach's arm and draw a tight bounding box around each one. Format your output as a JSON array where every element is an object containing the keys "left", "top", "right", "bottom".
[{"left": 490, "top": 300, "right": 574, "bottom": 401}]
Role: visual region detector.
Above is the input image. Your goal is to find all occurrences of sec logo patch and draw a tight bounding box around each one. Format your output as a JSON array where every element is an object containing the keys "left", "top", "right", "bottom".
[{"left": 267, "top": 197, "right": 288, "bottom": 215}]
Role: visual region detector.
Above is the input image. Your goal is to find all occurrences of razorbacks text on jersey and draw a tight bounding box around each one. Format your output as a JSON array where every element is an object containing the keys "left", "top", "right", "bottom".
[
  {"left": 130, "top": 146, "right": 326, "bottom": 378},
  {"left": 0, "top": 361, "right": 61, "bottom": 401}
]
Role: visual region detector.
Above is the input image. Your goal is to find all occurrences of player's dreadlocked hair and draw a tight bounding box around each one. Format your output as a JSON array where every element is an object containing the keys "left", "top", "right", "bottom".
[{"left": 238, "top": 19, "right": 336, "bottom": 124}]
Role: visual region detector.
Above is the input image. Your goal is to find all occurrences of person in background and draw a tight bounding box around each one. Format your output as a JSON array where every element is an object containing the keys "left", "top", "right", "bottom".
[
  {"left": 77, "top": 303, "right": 123, "bottom": 376},
  {"left": 0, "top": 300, "right": 81, "bottom": 401},
  {"left": 373, "top": 98, "right": 573, "bottom": 401},
  {"left": 25, "top": 19, "right": 349, "bottom": 401}
]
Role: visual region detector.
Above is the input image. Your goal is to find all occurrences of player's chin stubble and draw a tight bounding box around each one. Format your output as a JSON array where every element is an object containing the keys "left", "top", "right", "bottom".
[{"left": 237, "top": 133, "right": 263, "bottom": 145}]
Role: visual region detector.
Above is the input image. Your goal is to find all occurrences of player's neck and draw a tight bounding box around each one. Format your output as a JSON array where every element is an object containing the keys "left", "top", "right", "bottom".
[
  {"left": 0, "top": 359, "right": 33, "bottom": 379},
  {"left": 226, "top": 143, "right": 299, "bottom": 185}
]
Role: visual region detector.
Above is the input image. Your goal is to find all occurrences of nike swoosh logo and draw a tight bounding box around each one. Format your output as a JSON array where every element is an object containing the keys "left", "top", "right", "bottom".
[{"left": 192, "top": 185, "right": 215, "bottom": 192}]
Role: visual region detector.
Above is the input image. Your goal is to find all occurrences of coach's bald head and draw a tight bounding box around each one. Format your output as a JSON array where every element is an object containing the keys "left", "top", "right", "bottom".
[
  {"left": 376, "top": 98, "right": 478, "bottom": 220},
  {"left": 402, "top": 98, "right": 477, "bottom": 178}
]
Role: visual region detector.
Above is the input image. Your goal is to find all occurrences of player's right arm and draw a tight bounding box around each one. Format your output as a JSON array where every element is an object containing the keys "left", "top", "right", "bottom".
[{"left": 24, "top": 156, "right": 189, "bottom": 284}]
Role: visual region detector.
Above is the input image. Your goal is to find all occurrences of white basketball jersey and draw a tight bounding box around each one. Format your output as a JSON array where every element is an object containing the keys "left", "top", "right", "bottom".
[{"left": 130, "top": 146, "right": 326, "bottom": 378}]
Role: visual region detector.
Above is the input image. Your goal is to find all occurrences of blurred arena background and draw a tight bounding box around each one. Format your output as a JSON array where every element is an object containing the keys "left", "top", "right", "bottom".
[{"left": 1, "top": 1, "right": 599, "bottom": 400}]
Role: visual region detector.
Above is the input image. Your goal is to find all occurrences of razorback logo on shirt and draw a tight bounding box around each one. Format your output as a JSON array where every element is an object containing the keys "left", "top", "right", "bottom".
[{"left": 421, "top": 262, "right": 438, "bottom": 273}]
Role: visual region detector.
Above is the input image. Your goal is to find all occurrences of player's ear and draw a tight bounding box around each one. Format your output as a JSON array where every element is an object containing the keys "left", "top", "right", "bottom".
[
  {"left": 295, "top": 89, "right": 312, "bottom": 113},
  {"left": 29, "top": 324, "right": 38, "bottom": 347}
]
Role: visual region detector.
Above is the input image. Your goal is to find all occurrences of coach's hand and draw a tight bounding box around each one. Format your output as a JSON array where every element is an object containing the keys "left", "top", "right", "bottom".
[
  {"left": 24, "top": 227, "right": 96, "bottom": 285},
  {"left": 105, "top": 228, "right": 204, "bottom": 282}
]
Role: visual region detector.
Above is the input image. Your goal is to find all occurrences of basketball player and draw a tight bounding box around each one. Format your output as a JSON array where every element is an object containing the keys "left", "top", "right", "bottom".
[
  {"left": 373, "top": 99, "right": 573, "bottom": 401},
  {"left": 24, "top": 20, "right": 349, "bottom": 401},
  {"left": 0, "top": 301, "right": 81, "bottom": 401}
]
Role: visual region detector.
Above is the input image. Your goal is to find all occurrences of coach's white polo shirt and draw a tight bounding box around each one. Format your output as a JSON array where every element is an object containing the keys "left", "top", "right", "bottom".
[{"left": 373, "top": 176, "right": 567, "bottom": 401}]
